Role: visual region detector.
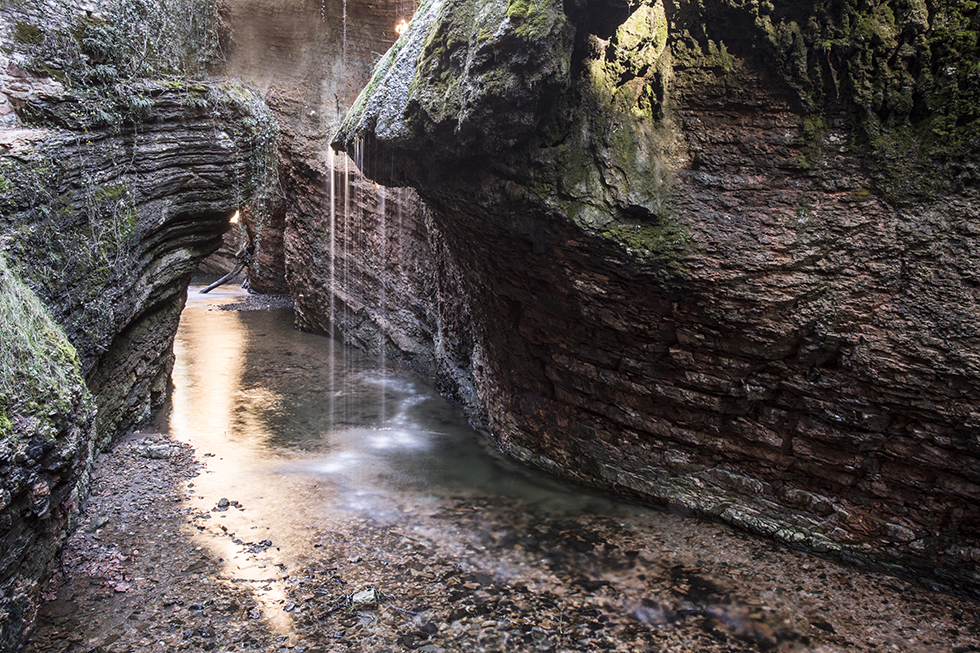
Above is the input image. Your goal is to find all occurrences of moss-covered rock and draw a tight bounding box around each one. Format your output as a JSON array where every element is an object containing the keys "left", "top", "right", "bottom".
[
  {"left": 337, "top": 0, "right": 573, "bottom": 168},
  {"left": 0, "top": 1, "right": 278, "bottom": 649},
  {"left": 0, "top": 253, "right": 93, "bottom": 653},
  {"left": 331, "top": 0, "right": 980, "bottom": 599},
  {"left": 708, "top": 0, "right": 979, "bottom": 195}
]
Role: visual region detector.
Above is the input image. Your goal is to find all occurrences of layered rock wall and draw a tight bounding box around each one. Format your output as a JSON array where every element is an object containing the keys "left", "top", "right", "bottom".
[
  {"left": 0, "top": 255, "right": 92, "bottom": 653},
  {"left": 1, "top": 82, "right": 274, "bottom": 447},
  {"left": 331, "top": 0, "right": 980, "bottom": 596},
  {"left": 0, "top": 1, "right": 275, "bottom": 646},
  {"left": 219, "top": 0, "right": 422, "bottom": 296}
]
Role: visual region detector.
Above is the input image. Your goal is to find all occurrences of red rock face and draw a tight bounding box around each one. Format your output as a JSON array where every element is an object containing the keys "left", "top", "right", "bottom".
[
  {"left": 228, "top": 0, "right": 980, "bottom": 598},
  {"left": 409, "top": 65, "right": 980, "bottom": 595}
]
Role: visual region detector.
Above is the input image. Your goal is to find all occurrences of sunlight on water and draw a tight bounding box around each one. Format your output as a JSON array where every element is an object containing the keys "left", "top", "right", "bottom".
[
  {"left": 156, "top": 283, "right": 630, "bottom": 641},
  {"left": 143, "top": 283, "right": 980, "bottom": 652}
]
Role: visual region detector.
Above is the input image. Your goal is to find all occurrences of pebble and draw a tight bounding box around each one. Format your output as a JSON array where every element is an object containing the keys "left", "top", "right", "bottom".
[
  {"left": 350, "top": 588, "right": 382, "bottom": 610},
  {"left": 141, "top": 444, "right": 172, "bottom": 459}
]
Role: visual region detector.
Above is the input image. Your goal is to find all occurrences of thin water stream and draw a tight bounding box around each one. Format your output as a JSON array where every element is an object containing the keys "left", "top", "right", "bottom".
[{"left": 145, "top": 284, "right": 979, "bottom": 652}]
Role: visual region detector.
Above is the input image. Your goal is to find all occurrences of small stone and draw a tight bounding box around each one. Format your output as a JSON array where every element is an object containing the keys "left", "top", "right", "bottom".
[
  {"left": 884, "top": 523, "right": 915, "bottom": 543},
  {"left": 141, "top": 445, "right": 172, "bottom": 459},
  {"left": 87, "top": 515, "right": 110, "bottom": 532},
  {"left": 350, "top": 588, "right": 382, "bottom": 610}
]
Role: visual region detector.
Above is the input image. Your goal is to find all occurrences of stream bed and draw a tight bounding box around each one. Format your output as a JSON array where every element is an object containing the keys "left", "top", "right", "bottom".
[{"left": 25, "top": 285, "right": 980, "bottom": 653}]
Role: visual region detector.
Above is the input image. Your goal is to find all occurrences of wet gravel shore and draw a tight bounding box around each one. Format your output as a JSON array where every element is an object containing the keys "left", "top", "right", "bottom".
[{"left": 23, "top": 429, "right": 980, "bottom": 653}]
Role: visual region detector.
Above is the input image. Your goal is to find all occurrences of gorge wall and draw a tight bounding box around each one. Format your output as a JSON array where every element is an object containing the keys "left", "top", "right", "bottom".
[
  {"left": 0, "top": 0, "right": 274, "bottom": 646},
  {"left": 218, "top": 0, "right": 454, "bottom": 391},
  {"left": 320, "top": 0, "right": 980, "bottom": 597},
  {"left": 218, "top": 0, "right": 422, "bottom": 298}
]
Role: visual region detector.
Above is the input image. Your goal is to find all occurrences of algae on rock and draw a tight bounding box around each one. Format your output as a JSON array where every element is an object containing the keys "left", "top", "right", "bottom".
[{"left": 0, "top": 253, "right": 93, "bottom": 653}]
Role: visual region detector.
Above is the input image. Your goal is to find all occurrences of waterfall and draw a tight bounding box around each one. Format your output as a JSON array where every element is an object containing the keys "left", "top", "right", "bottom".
[
  {"left": 343, "top": 150, "right": 351, "bottom": 426},
  {"left": 328, "top": 146, "right": 336, "bottom": 434},
  {"left": 378, "top": 182, "right": 387, "bottom": 422},
  {"left": 324, "top": 129, "right": 398, "bottom": 429}
]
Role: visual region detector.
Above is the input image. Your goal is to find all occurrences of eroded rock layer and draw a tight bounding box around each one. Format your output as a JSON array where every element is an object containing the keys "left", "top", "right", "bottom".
[
  {"left": 331, "top": 0, "right": 980, "bottom": 596},
  {"left": 0, "top": 1, "right": 275, "bottom": 645},
  {"left": 1, "top": 83, "right": 273, "bottom": 448}
]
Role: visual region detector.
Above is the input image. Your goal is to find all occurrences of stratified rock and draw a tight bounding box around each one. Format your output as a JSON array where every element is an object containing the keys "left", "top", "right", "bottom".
[
  {"left": 0, "top": 1, "right": 276, "bottom": 648},
  {"left": 219, "top": 0, "right": 420, "bottom": 297},
  {"left": 0, "top": 78, "right": 275, "bottom": 449},
  {"left": 331, "top": 0, "right": 980, "bottom": 596},
  {"left": 218, "top": 0, "right": 436, "bottom": 368},
  {"left": 0, "top": 254, "right": 92, "bottom": 653}
]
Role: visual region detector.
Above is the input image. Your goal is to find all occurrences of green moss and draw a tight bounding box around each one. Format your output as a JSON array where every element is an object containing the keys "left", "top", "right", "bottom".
[
  {"left": 611, "top": 0, "right": 668, "bottom": 75},
  {"left": 0, "top": 405, "right": 10, "bottom": 435},
  {"left": 849, "top": 187, "right": 873, "bottom": 202},
  {"left": 711, "top": 0, "right": 980, "bottom": 185},
  {"left": 16, "top": 0, "right": 224, "bottom": 91},
  {"left": 671, "top": 29, "right": 739, "bottom": 74},
  {"left": 600, "top": 219, "right": 690, "bottom": 272},
  {"left": 13, "top": 21, "right": 43, "bottom": 45},
  {"left": 0, "top": 253, "right": 89, "bottom": 442},
  {"left": 796, "top": 114, "right": 828, "bottom": 169},
  {"left": 347, "top": 18, "right": 416, "bottom": 129},
  {"left": 0, "top": 147, "right": 144, "bottom": 356},
  {"left": 506, "top": 0, "right": 553, "bottom": 39}
]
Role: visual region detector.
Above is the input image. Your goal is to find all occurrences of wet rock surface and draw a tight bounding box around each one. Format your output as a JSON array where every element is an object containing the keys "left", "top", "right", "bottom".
[
  {"left": 219, "top": 0, "right": 421, "bottom": 296},
  {"left": 328, "top": 0, "right": 980, "bottom": 595}
]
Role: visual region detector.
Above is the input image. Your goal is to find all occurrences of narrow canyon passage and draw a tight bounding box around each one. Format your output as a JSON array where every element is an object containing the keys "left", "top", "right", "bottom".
[
  {"left": 4, "top": 0, "right": 978, "bottom": 650},
  {"left": 27, "top": 285, "right": 980, "bottom": 652}
]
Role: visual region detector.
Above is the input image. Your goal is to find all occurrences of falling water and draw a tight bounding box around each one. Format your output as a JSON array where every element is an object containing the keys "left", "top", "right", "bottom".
[
  {"left": 328, "top": 146, "right": 336, "bottom": 435},
  {"left": 343, "top": 150, "right": 351, "bottom": 426},
  {"left": 378, "top": 182, "right": 387, "bottom": 421},
  {"left": 117, "top": 1, "right": 980, "bottom": 646}
]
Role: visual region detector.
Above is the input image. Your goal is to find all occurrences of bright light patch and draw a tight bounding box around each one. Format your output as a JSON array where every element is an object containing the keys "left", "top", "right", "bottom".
[
  {"left": 395, "top": 19, "right": 409, "bottom": 35},
  {"left": 230, "top": 210, "right": 240, "bottom": 224}
]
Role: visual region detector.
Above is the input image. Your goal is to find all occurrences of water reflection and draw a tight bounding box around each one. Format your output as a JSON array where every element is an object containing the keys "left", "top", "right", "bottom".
[
  {"left": 158, "top": 285, "right": 623, "bottom": 638},
  {"left": 174, "top": 286, "right": 619, "bottom": 511},
  {"left": 149, "top": 285, "right": 980, "bottom": 652}
]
